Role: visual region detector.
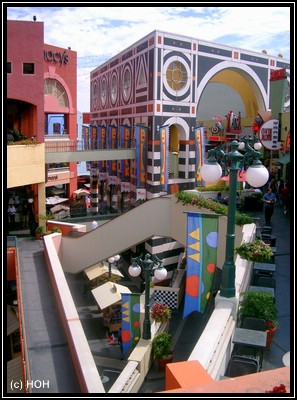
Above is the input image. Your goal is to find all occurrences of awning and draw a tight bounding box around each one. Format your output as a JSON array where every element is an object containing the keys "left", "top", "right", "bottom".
[
  {"left": 91, "top": 282, "right": 131, "bottom": 310},
  {"left": 278, "top": 154, "right": 290, "bottom": 164},
  {"left": 84, "top": 262, "right": 123, "bottom": 280},
  {"left": 73, "top": 188, "right": 90, "bottom": 196},
  {"left": 50, "top": 204, "right": 70, "bottom": 213},
  {"left": 46, "top": 196, "right": 69, "bottom": 206},
  {"left": 50, "top": 189, "right": 65, "bottom": 195}
]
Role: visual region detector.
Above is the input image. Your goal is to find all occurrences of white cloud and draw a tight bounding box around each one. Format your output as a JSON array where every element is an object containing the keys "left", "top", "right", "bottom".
[{"left": 6, "top": 5, "right": 291, "bottom": 111}]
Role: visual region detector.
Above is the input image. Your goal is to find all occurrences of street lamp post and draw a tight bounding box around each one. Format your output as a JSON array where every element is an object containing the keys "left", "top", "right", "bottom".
[
  {"left": 200, "top": 138, "right": 269, "bottom": 298},
  {"left": 108, "top": 254, "right": 120, "bottom": 278},
  {"left": 128, "top": 253, "right": 167, "bottom": 339}
]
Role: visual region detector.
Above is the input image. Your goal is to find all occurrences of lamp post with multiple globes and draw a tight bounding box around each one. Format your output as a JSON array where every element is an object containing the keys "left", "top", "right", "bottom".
[
  {"left": 200, "top": 137, "right": 269, "bottom": 298},
  {"left": 128, "top": 253, "right": 167, "bottom": 339}
]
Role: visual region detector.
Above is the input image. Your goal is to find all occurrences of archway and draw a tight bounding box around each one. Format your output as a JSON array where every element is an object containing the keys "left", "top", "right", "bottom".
[{"left": 196, "top": 62, "right": 268, "bottom": 124}]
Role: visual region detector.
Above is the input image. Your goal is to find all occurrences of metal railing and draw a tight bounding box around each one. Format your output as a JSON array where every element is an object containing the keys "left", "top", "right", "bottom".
[{"left": 45, "top": 139, "right": 136, "bottom": 153}]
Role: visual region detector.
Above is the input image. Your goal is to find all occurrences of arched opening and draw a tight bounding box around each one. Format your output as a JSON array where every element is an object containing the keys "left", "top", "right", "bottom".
[
  {"left": 169, "top": 125, "right": 180, "bottom": 179},
  {"left": 196, "top": 65, "right": 267, "bottom": 130}
]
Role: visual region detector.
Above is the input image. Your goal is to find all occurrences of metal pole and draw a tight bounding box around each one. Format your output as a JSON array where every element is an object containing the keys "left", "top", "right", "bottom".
[
  {"left": 109, "top": 261, "right": 111, "bottom": 278},
  {"left": 142, "top": 255, "right": 154, "bottom": 340},
  {"left": 220, "top": 141, "right": 242, "bottom": 297}
]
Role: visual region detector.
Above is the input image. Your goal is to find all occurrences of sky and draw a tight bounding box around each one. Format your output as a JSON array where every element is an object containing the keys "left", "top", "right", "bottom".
[{"left": 5, "top": 4, "right": 292, "bottom": 112}]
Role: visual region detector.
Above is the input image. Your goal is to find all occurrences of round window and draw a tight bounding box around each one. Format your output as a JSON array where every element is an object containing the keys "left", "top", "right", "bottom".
[{"left": 166, "top": 61, "right": 188, "bottom": 91}]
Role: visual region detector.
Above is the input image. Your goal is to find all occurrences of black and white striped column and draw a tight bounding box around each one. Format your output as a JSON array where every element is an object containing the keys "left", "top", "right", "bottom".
[{"left": 90, "top": 161, "right": 99, "bottom": 214}]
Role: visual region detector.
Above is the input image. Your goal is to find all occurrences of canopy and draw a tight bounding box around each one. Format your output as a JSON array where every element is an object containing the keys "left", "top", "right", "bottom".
[
  {"left": 84, "top": 262, "right": 123, "bottom": 281},
  {"left": 91, "top": 282, "right": 131, "bottom": 310},
  {"left": 278, "top": 153, "right": 290, "bottom": 165},
  {"left": 46, "top": 196, "right": 69, "bottom": 206},
  {"left": 73, "top": 188, "right": 90, "bottom": 196},
  {"left": 50, "top": 204, "right": 70, "bottom": 213},
  {"left": 220, "top": 170, "right": 247, "bottom": 182}
]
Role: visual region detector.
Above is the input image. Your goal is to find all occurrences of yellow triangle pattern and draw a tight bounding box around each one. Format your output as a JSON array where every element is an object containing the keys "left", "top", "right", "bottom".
[
  {"left": 188, "top": 227, "right": 200, "bottom": 263},
  {"left": 189, "top": 228, "right": 200, "bottom": 241}
]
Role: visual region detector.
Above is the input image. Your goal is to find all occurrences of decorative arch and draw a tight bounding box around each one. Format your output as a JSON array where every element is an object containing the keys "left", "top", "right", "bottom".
[
  {"left": 196, "top": 61, "right": 268, "bottom": 118},
  {"left": 44, "top": 72, "right": 74, "bottom": 113},
  {"left": 161, "top": 116, "right": 189, "bottom": 141}
]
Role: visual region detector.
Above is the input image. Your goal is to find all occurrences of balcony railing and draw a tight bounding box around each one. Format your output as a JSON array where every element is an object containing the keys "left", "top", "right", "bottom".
[{"left": 45, "top": 139, "right": 136, "bottom": 153}]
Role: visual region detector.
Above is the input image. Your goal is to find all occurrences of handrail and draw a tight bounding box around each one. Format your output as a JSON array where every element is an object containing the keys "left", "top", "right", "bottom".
[{"left": 45, "top": 139, "right": 136, "bottom": 152}]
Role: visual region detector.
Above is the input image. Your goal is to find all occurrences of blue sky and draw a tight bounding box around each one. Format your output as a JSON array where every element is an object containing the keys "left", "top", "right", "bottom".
[{"left": 5, "top": 5, "right": 291, "bottom": 111}]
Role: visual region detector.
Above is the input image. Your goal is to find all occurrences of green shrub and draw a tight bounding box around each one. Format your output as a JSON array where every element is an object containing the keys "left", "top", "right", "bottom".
[
  {"left": 237, "top": 291, "right": 278, "bottom": 329},
  {"left": 152, "top": 332, "right": 173, "bottom": 359},
  {"left": 174, "top": 191, "right": 253, "bottom": 225}
]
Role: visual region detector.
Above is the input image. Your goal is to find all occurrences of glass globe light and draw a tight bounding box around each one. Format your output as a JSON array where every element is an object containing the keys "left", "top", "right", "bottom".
[
  {"left": 246, "top": 164, "right": 269, "bottom": 187},
  {"left": 154, "top": 266, "right": 167, "bottom": 281},
  {"left": 114, "top": 255, "right": 120, "bottom": 262},
  {"left": 108, "top": 257, "right": 115, "bottom": 264},
  {"left": 128, "top": 264, "right": 142, "bottom": 277},
  {"left": 238, "top": 142, "right": 245, "bottom": 150},
  {"left": 254, "top": 142, "right": 262, "bottom": 151},
  {"left": 200, "top": 162, "right": 222, "bottom": 183}
]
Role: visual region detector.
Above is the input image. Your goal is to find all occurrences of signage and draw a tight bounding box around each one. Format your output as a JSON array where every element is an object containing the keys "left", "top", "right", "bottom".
[
  {"left": 121, "top": 182, "right": 130, "bottom": 192},
  {"left": 44, "top": 50, "right": 69, "bottom": 65},
  {"left": 259, "top": 119, "right": 282, "bottom": 150},
  {"left": 136, "top": 188, "right": 146, "bottom": 201}
]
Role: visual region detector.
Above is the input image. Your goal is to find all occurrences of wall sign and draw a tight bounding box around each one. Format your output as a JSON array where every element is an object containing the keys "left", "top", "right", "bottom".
[
  {"left": 44, "top": 50, "right": 69, "bottom": 65},
  {"left": 259, "top": 119, "right": 282, "bottom": 150}
]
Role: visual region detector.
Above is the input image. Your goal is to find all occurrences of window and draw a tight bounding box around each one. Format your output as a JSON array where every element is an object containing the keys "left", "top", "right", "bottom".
[
  {"left": 7, "top": 62, "right": 12, "bottom": 74},
  {"left": 166, "top": 61, "right": 187, "bottom": 91},
  {"left": 110, "top": 74, "right": 118, "bottom": 103},
  {"left": 122, "top": 67, "right": 131, "bottom": 101},
  {"left": 23, "top": 63, "right": 35, "bottom": 74},
  {"left": 44, "top": 78, "right": 68, "bottom": 107},
  {"left": 101, "top": 78, "right": 107, "bottom": 106}
]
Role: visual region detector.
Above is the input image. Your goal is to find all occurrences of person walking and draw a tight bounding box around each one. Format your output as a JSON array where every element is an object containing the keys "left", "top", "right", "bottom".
[
  {"left": 263, "top": 187, "right": 276, "bottom": 225},
  {"left": 7, "top": 204, "right": 16, "bottom": 226},
  {"left": 281, "top": 183, "right": 290, "bottom": 215}
]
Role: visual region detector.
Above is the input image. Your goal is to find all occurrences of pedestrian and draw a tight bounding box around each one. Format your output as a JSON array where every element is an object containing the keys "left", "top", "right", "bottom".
[
  {"left": 281, "top": 183, "right": 290, "bottom": 215},
  {"left": 22, "top": 201, "right": 30, "bottom": 227},
  {"left": 118, "top": 327, "right": 124, "bottom": 360},
  {"left": 91, "top": 219, "right": 98, "bottom": 230},
  {"left": 7, "top": 204, "right": 16, "bottom": 226},
  {"left": 263, "top": 187, "right": 276, "bottom": 225},
  {"left": 215, "top": 192, "right": 222, "bottom": 203}
]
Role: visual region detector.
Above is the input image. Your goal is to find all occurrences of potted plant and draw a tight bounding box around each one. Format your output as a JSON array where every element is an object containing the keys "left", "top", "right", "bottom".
[
  {"left": 235, "top": 239, "right": 273, "bottom": 263},
  {"left": 35, "top": 226, "right": 44, "bottom": 239},
  {"left": 152, "top": 332, "right": 174, "bottom": 370},
  {"left": 150, "top": 303, "right": 172, "bottom": 324},
  {"left": 237, "top": 291, "right": 278, "bottom": 348},
  {"left": 51, "top": 227, "right": 62, "bottom": 233}
]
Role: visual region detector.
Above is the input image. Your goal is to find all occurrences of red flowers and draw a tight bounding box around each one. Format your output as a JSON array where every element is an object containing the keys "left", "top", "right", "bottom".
[
  {"left": 266, "top": 384, "right": 287, "bottom": 393},
  {"left": 150, "top": 303, "right": 171, "bottom": 323}
]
